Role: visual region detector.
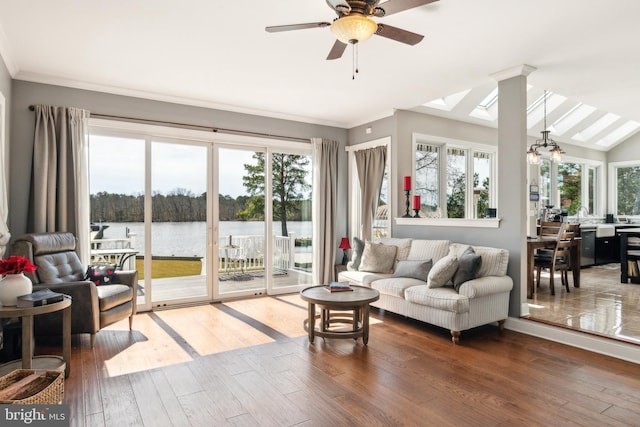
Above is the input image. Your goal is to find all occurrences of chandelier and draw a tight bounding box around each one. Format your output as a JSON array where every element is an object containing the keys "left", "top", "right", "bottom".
[{"left": 526, "top": 90, "right": 563, "bottom": 164}]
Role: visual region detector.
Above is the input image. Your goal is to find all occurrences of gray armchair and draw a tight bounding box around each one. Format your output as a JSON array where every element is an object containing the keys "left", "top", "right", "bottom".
[{"left": 12, "top": 232, "right": 137, "bottom": 347}]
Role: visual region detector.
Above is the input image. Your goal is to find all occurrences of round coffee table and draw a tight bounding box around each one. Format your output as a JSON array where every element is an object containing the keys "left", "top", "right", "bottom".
[{"left": 299, "top": 285, "right": 379, "bottom": 345}]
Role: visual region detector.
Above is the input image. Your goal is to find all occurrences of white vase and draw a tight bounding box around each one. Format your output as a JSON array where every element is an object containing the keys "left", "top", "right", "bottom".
[{"left": 0, "top": 273, "right": 33, "bottom": 307}]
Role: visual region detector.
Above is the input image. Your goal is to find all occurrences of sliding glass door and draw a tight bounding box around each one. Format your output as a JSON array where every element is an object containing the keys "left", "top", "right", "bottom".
[
  {"left": 150, "top": 141, "right": 210, "bottom": 305},
  {"left": 217, "top": 146, "right": 267, "bottom": 297},
  {"left": 90, "top": 122, "right": 313, "bottom": 308}
]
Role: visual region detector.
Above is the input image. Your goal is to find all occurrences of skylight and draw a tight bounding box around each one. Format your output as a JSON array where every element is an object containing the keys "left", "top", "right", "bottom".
[
  {"left": 469, "top": 88, "right": 498, "bottom": 121},
  {"left": 595, "top": 120, "right": 640, "bottom": 147},
  {"left": 422, "top": 89, "right": 471, "bottom": 111},
  {"left": 548, "top": 103, "right": 597, "bottom": 136},
  {"left": 527, "top": 92, "right": 566, "bottom": 130},
  {"left": 572, "top": 112, "right": 620, "bottom": 142}
]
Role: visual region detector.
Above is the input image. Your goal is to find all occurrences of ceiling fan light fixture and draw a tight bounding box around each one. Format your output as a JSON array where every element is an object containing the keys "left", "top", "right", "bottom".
[{"left": 330, "top": 14, "right": 378, "bottom": 44}]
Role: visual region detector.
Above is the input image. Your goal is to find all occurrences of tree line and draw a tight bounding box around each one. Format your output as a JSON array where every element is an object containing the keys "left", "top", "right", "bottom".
[{"left": 90, "top": 190, "right": 309, "bottom": 223}]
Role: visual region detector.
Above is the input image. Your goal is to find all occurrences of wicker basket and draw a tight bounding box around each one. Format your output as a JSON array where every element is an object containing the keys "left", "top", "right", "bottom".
[{"left": 0, "top": 369, "right": 64, "bottom": 404}]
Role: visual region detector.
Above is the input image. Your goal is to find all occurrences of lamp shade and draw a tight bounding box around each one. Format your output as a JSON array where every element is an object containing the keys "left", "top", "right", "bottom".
[
  {"left": 339, "top": 237, "right": 351, "bottom": 250},
  {"left": 330, "top": 14, "right": 378, "bottom": 44}
]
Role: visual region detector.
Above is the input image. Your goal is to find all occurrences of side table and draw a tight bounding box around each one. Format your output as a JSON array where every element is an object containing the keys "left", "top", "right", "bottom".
[{"left": 0, "top": 297, "right": 71, "bottom": 378}]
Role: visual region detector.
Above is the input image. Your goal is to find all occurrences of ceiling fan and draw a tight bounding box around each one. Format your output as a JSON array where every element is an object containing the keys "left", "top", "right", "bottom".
[{"left": 266, "top": 0, "right": 439, "bottom": 60}]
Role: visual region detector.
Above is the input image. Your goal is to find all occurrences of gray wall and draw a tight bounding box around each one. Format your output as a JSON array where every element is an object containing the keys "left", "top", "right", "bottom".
[
  {"left": 607, "top": 132, "right": 640, "bottom": 163},
  {"left": 8, "top": 80, "right": 349, "bottom": 246}
]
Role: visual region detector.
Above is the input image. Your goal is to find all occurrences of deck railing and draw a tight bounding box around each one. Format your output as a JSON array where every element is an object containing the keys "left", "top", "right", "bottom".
[{"left": 91, "top": 232, "right": 302, "bottom": 275}]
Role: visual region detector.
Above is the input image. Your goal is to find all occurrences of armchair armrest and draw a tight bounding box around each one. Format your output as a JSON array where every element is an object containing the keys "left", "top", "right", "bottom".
[{"left": 33, "top": 281, "right": 100, "bottom": 335}]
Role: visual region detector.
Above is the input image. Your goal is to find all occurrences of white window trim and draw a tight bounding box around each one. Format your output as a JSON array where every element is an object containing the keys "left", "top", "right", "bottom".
[
  {"left": 608, "top": 160, "right": 640, "bottom": 218},
  {"left": 408, "top": 132, "right": 498, "bottom": 226}
]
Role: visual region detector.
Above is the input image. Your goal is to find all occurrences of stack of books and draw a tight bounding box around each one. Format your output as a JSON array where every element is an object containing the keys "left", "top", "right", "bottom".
[
  {"left": 17, "top": 289, "right": 65, "bottom": 308},
  {"left": 324, "top": 282, "right": 353, "bottom": 292}
]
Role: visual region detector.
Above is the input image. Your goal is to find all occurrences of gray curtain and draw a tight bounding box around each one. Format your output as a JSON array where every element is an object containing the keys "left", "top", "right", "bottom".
[
  {"left": 312, "top": 138, "right": 338, "bottom": 284},
  {"left": 29, "top": 105, "right": 91, "bottom": 264},
  {"left": 354, "top": 146, "right": 387, "bottom": 242}
]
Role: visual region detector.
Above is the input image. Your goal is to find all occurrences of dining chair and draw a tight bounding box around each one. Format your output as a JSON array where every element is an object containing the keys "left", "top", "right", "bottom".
[{"left": 534, "top": 223, "right": 579, "bottom": 295}]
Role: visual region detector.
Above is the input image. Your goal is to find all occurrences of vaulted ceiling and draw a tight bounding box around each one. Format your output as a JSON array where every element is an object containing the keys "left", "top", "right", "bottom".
[{"left": 1, "top": 0, "right": 639, "bottom": 151}]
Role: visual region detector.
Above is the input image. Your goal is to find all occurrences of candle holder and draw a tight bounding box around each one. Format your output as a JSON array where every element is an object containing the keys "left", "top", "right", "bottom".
[
  {"left": 413, "top": 209, "right": 420, "bottom": 218},
  {"left": 403, "top": 190, "right": 412, "bottom": 217}
]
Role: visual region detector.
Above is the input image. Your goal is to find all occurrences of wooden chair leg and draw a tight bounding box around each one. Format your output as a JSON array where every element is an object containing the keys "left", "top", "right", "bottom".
[
  {"left": 129, "top": 315, "right": 133, "bottom": 330},
  {"left": 535, "top": 266, "right": 541, "bottom": 287},
  {"left": 549, "top": 268, "right": 555, "bottom": 296},
  {"left": 90, "top": 333, "right": 96, "bottom": 349},
  {"left": 563, "top": 271, "right": 570, "bottom": 292}
]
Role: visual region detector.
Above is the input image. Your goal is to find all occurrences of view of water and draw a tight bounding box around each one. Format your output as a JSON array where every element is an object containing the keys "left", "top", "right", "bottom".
[{"left": 98, "top": 221, "right": 312, "bottom": 257}]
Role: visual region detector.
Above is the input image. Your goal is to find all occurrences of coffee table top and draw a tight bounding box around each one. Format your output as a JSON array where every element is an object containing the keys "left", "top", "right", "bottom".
[{"left": 300, "top": 285, "right": 379, "bottom": 306}]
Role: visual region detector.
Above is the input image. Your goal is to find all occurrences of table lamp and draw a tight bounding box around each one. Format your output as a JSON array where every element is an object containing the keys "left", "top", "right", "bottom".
[{"left": 339, "top": 237, "right": 351, "bottom": 265}]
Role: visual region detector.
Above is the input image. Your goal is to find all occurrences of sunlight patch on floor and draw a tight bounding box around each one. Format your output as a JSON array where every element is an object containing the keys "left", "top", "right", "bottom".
[
  {"left": 102, "top": 315, "right": 194, "bottom": 377},
  {"left": 224, "top": 297, "right": 308, "bottom": 338},
  {"left": 155, "top": 305, "right": 275, "bottom": 356}
]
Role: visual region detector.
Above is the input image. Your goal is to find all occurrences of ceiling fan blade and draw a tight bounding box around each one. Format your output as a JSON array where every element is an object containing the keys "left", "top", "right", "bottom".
[
  {"left": 375, "top": 23, "right": 424, "bottom": 45},
  {"left": 265, "top": 22, "right": 331, "bottom": 33},
  {"left": 380, "top": 0, "right": 439, "bottom": 16},
  {"left": 326, "top": 40, "right": 348, "bottom": 60}
]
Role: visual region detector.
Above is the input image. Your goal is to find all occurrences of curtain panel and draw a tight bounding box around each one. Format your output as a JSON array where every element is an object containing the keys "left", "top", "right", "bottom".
[
  {"left": 311, "top": 138, "right": 338, "bottom": 285},
  {"left": 29, "top": 105, "right": 91, "bottom": 264},
  {"left": 354, "top": 146, "right": 387, "bottom": 242}
]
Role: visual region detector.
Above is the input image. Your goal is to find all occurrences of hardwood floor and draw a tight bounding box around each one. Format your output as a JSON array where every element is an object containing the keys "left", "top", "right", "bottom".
[
  {"left": 36, "top": 294, "right": 640, "bottom": 427},
  {"left": 527, "top": 264, "right": 640, "bottom": 345}
]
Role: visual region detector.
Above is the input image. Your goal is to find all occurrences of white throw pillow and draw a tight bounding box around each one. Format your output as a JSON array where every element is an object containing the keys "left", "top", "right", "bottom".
[
  {"left": 358, "top": 241, "right": 397, "bottom": 274},
  {"left": 427, "top": 254, "right": 459, "bottom": 288}
]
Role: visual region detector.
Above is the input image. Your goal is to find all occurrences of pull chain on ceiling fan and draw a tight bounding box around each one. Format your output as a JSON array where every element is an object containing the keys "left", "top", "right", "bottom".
[{"left": 266, "top": 0, "right": 439, "bottom": 77}]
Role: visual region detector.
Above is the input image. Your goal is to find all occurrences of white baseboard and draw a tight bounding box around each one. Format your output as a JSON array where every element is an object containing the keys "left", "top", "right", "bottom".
[{"left": 505, "top": 317, "right": 640, "bottom": 364}]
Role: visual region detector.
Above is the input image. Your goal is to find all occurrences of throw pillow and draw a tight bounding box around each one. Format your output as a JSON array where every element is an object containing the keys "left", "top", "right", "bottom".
[
  {"left": 347, "top": 237, "right": 365, "bottom": 271},
  {"left": 358, "top": 241, "right": 397, "bottom": 274},
  {"left": 85, "top": 264, "right": 117, "bottom": 286},
  {"left": 453, "top": 246, "right": 482, "bottom": 291},
  {"left": 393, "top": 259, "right": 433, "bottom": 282},
  {"left": 427, "top": 254, "right": 458, "bottom": 288}
]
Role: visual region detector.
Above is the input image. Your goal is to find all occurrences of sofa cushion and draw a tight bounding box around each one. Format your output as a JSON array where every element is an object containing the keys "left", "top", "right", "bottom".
[
  {"left": 427, "top": 254, "right": 458, "bottom": 288},
  {"left": 346, "top": 237, "right": 365, "bottom": 271},
  {"left": 449, "top": 243, "right": 509, "bottom": 277},
  {"left": 338, "top": 269, "right": 392, "bottom": 286},
  {"left": 371, "top": 277, "right": 424, "bottom": 298},
  {"left": 405, "top": 285, "right": 470, "bottom": 314},
  {"left": 376, "top": 238, "right": 412, "bottom": 263},
  {"left": 96, "top": 284, "right": 134, "bottom": 311},
  {"left": 453, "top": 247, "right": 482, "bottom": 291},
  {"left": 407, "top": 240, "right": 451, "bottom": 264},
  {"left": 393, "top": 259, "right": 432, "bottom": 281},
  {"left": 359, "top": 241, "right": 397, "bottom": 274}
]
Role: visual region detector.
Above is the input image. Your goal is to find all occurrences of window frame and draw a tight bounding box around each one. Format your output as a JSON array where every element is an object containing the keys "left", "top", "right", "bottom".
[
  {"left": 411, "top": 133, "right": 497, "bottom": 220},
  {"left": 609, "top": 160, "right": 640, "bottom": 218}
]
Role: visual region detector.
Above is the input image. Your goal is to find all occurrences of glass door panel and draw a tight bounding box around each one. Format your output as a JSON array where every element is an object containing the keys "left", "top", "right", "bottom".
[
  {"left": 88, "top": 135, "right": 147, "bottom": 308},
  {"left": 150, "top": 141, "right": 209, "bottom": 304},
  {"left": 217, "top": 147, "right": 266, "bottom": 297},
  {"left": 271, "top": 151, "right": 313, "bottom": 290}
]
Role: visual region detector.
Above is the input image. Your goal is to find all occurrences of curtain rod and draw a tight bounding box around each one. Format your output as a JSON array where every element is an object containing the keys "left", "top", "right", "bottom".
[{"left": 28, "top": 105, "right": 311, "bottom": 143}]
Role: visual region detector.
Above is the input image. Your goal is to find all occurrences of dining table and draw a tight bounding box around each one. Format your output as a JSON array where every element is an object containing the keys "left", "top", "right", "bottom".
[{"left": 526, "top": 235, "right": 581, "bottom": 298}]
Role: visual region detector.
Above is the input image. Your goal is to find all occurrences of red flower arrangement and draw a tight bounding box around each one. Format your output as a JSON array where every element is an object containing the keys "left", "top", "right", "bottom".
[{"left": 0, "top": 256, "right": 37, "bottom": 277}]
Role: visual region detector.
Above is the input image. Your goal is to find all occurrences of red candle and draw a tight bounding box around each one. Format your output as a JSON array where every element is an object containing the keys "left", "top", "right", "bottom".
[
  {"left": 413, "top": 195, "right": 421, "bottom": 210},
  {"left": 403, "top": 176, "right": 411, "bottom": 191}
]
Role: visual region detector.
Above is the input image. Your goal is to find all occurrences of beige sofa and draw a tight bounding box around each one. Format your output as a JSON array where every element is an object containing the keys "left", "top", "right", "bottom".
[{"left": 337, "top": 238, "right": 513, "bottom": 343}]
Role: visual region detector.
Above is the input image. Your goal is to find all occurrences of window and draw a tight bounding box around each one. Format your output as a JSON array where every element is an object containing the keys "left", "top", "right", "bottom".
[
  {"left": 414, "top": 136, "right": 496, "bottom": 219},
  {"left": 536, "top": 158, "right": 602, "bottom": 217},
  {"left": 610, "top": 162, "right": 640, "bottom": 216}
]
